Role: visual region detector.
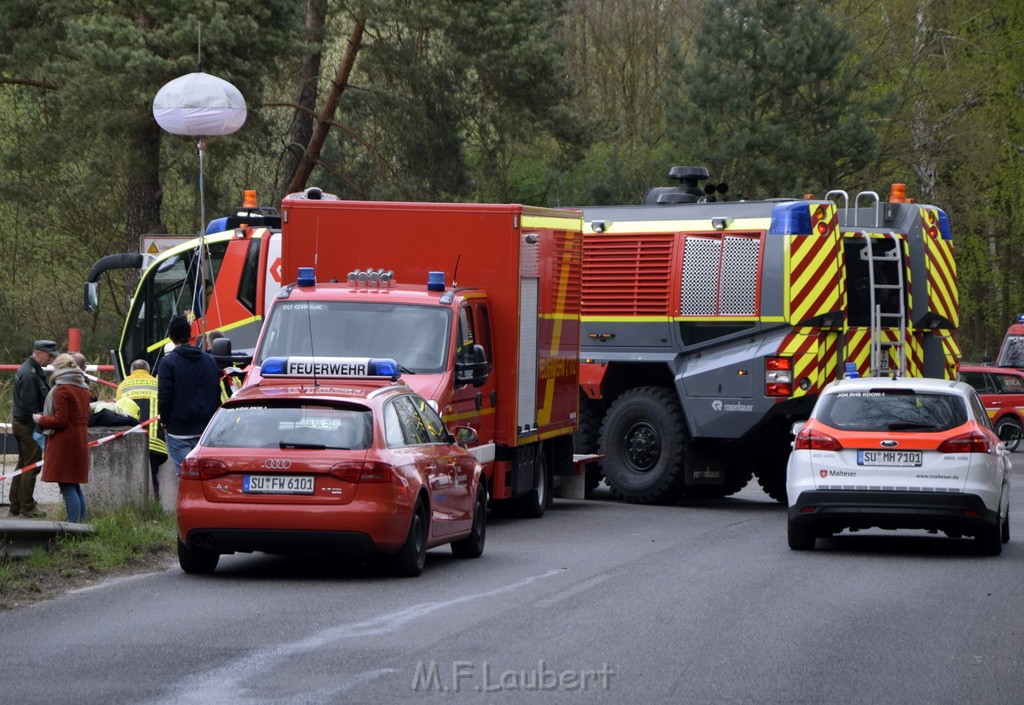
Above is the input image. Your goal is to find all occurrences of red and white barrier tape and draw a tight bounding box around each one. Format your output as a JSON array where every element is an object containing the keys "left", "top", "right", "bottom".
[{"left": 0, "top": 416, "right": 158, "bottom": 482}]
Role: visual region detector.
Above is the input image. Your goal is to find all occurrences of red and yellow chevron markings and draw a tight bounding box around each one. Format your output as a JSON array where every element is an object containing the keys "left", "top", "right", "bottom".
[
  {"left": 786, "top": 203, "right": 841, "bottom": 324},
  {"left": 921, "top": 206, "right": 958, "bottom": 327}
]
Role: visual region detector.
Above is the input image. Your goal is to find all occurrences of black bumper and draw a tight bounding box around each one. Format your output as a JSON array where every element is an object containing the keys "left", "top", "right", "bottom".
[
  {"left": 789, "top": 490, "right": 1000, "bottom": 536},
  {"left": 185, "top": 528, "right": 377, "bottom": 556}
]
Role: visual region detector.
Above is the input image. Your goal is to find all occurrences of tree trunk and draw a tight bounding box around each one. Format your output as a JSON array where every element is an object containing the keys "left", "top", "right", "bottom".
[
  {"left": 123, "top": 123, "right": 164, "bottom": 308},
  {"left": 285, "top": 15, "right": 366, "bottom": 194},
  {"left": 280, "top": 0, "right": 327, "bottom": 195}
]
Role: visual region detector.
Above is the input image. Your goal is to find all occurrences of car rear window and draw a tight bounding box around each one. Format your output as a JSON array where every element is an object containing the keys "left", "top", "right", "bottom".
[
  {"left": 202, "top": 403, "right": 372, "bottom": 450},
  {"left": 815, "top": 390, "right": 969, "bottom": 432}
]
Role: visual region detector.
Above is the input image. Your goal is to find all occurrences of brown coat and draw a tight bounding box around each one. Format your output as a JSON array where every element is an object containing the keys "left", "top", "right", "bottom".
[{"left": 38, "top": 384, "right": 92, "bottom": 484}]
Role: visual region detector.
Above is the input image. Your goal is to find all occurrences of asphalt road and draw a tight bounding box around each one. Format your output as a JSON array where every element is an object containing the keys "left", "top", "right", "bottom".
[{"left": 2, "top": 468, "right": 1022, "bottom": 705}]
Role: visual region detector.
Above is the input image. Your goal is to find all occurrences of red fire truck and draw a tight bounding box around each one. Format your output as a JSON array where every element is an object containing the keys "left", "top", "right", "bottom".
[{"left": 242, "top": 190, "right": 584, "bottom": 516}]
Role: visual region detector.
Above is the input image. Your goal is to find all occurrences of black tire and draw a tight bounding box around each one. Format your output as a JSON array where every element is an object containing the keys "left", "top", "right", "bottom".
[
  {"left": 517, "top": 451, "right": 550, "bottom": 519},
  {"left": 392, "top": 500, "right": 428, "bottom": 576},
  {"left": 1002, "top": 507, "right": 1010, "bottom": 544},
  {"left": 752, "top": 444, "right": 790, "bottom": 504},
  {"left": 787, "top": 519, "right": 816, "bottom": 550},
  {"left": 975, "top": 512, "right": 1004, "bottom": 557},
  {"left": 177, "top": 538, "right": 219, "bottom": 575},
  {"left": 600, "top": 387, "right": 688, "bottom": 504},
  {"left": 451, "top": 486, "right": 487, "bottom": 558},
  {"left": 996, "top": 418, "right": 1022, "bottom": 452},
  {"left": 575, "top": 393, "right": 605, "bottom": 496}
]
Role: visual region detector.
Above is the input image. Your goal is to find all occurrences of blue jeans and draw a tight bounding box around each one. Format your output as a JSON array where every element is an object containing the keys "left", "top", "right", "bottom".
[
  {"left": 167, "top": 435, "right": 200, "bottom": 478},
  {"left": 58, "top": 483, "right": 86, "bottom": 523}
]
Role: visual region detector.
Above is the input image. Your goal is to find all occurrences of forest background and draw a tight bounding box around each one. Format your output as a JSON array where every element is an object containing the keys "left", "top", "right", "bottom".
[{"left": 0, "top": 0, "right": 1021, "bottom": 365}]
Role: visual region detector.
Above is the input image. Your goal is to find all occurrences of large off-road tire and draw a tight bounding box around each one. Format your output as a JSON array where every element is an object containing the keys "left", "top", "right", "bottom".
[
  {"left": 517, "top": 452, "right": 550, "bottom": 519},
  {"left": 177, "top": 538, "right": 219, "bottom": 575},
  {"left": 995, "top": 418, "right": 1022, "bottom": 452},
  {"left": 600, "top": 387, "right": 687, "bottom": 504},
  {"left": 391, "top": 500, "right": 428, "bottom": 577},
  {"left": 787, "top": 518, "right": 816, "bottom": 551},
  {"left": 575, "top": 394, "right": 605, "bottom": 495},
  {"left": 451, "top": 486, "right": 487, "bottom": 558},
  {"left": 752, "top": 444, "right": 790, "bottom": 504}
]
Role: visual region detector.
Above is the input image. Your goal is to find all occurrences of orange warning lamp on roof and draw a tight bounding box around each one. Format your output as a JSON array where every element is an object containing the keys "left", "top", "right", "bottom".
[{"left": 242, "top": 189, "right": 258, "bottom": 209}]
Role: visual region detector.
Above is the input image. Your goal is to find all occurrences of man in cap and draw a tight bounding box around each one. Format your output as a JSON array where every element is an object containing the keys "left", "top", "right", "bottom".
[
  {"left": 157, "top": 315, "right": 222, "bottom": 477},
  {"left": 9, "top": 340, "right": 58, "bottom": 517}
]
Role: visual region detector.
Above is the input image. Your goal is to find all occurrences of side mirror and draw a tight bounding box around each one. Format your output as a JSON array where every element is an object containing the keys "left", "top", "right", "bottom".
[
  {"left": 83, "top": 282, "right": 98, "bottom": 313},
  {"left": 454, "top": 425, "right": 479, "bottom": 448},
  {"left": 456, "top": 344, "right": 490, "bottom": 388}
]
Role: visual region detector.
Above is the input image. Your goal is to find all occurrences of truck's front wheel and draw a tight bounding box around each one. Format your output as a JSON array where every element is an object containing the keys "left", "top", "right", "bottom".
[{"left": 600, "top": 387, "right": 687, "bottom": 504}]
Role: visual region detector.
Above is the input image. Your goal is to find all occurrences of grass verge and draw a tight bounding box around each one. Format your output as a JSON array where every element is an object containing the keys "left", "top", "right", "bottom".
[{"left": 0, "top": 504, "right": 177, "bottom": 611}]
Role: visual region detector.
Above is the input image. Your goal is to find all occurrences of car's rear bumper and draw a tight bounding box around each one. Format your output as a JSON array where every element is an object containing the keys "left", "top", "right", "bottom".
[
  {"left": 183, "top": 527, "right": 379, "bottom": 556},
  {"left": 177, "top": 494, "right": 413, "bottom": 555},
  {"left": 789, "top": 490, "right": 1000, "bottom": 536}
]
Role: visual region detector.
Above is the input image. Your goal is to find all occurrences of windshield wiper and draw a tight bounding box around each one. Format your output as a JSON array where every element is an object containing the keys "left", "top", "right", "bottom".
[{"left": 279, "top": 441, "right": 326, "bottom": 450}]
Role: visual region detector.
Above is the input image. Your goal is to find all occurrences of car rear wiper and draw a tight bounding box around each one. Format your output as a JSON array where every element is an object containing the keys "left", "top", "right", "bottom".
[
  {"left": 886, "top": 422, "right": 940, "bottom": 431},
  {"left": 279, "top": 441, "right": 326, "bottom": 450}
]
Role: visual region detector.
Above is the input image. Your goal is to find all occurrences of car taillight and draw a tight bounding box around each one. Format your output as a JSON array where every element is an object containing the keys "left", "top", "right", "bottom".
[
  {"left": 766, "top": 357, "right": 793, "bottom": 397},
  {"left": 794, "top": 426, "right": 843, "bottom": 451},
  {"left": 937, "top": 431, "right": 992, "bottom": 454},
  {"left": 328, "top": 461, "right": 393, "bottom": 483},
  {"left": 180, "top": 457, "right": 229, "bottom": 480}
]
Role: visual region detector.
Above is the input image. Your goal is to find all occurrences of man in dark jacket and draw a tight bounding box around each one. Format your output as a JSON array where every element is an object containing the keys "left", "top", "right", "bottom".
[
  {"left": 9, "top": 340, "right": 58, "bottom": 517},
  {"left": 157, "top": 316, "right": 222, "bottom": 477}
]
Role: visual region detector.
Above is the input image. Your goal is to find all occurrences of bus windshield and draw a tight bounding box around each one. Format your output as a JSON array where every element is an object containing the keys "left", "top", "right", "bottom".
[{"left": 256, "top": 301, "right": 451, "bottom": 373}]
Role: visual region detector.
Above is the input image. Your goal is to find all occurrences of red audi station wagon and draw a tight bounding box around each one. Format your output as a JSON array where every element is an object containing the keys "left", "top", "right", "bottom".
[
  {"left": 176, "top": 356, "right": 486, "bottom": 577},
  {"left": 958, "top": 364, "right": 1024, "bottom": 451}
]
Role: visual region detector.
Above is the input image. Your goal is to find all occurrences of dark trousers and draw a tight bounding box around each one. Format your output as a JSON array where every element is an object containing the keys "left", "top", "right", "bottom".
[
  {"left": 9, "top": 421, "right": 42, "bottom": 513},
  {"left": 149, "top": 451, "right": 167, "bottom": 500}
]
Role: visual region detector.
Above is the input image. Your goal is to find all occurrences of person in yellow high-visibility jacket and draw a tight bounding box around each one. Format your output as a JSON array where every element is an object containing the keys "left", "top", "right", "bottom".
[{"left": 116, "top": 359, "right": 168, "bottom": 500}]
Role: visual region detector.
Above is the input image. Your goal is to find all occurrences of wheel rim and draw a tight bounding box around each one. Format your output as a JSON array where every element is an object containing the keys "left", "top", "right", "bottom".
[{"left": 623, "top": 421, "right": 660, "bottom": 472}]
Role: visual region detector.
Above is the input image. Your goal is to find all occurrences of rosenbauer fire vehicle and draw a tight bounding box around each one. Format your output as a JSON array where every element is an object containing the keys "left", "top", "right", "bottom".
[
  {"left": 575, "top": 167, "right": 960, "bottom": 504},
  {"left": 237, "top": 190, "right": 584, "bottom": 517}
]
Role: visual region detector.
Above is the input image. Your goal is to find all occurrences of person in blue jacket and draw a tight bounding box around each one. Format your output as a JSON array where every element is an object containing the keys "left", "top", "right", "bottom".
[{"left": 157, "top": 315, "right": 222, "bottom": 477}]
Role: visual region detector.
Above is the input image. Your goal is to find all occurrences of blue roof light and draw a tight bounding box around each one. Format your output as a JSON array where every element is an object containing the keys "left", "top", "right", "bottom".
[
  {"left": 427, "top": 271, "right": 446, "bottom": 292},
  {"left": 296, "top": 267, "right": 316, "bottom": 287},
  {"left": 205, "top": 216, "right": 229, "bottom": 234},
  {"left": 937, "top": 209, "right": 952, "bottom": 241},
  {"left": 844, "top": 362, "right": 859, "bottom": 378},
  {"left": 768, "top": 203, "right": 813, "bottom": 236},
  {"left": 261, "top": 357, "right": 288, "bottom": 375}
]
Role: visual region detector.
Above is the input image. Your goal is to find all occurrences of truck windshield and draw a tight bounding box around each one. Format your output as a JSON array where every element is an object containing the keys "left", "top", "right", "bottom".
[
  {"left": 256, "top": 301, "right": 451, "bottom": 373},
  {"left": 997, "top": 335, "right": 1024, "bottom": 367}
]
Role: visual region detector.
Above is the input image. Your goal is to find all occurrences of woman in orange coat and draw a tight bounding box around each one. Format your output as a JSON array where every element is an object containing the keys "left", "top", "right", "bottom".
[{"left": 33, "top": 353, "right": 92, "bottom": 523}]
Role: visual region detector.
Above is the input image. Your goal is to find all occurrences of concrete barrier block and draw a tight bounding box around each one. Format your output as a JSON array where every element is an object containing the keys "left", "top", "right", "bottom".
[{"left": 85, "top": 427, "right": 150, "bottom": 512}]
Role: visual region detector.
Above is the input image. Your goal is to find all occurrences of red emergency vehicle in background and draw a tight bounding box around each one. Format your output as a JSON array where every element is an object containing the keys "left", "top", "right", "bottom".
[{"left": 242, "top": 191, "right": 584, "bottom": 517}]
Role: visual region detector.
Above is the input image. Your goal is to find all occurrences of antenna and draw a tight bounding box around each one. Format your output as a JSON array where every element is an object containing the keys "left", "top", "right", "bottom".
[
  {"left": 452, "top": 255, "right": 461, "bottom": 287},
  {"left": 196, "top": 22, "right": 203, "bottom": 71}
]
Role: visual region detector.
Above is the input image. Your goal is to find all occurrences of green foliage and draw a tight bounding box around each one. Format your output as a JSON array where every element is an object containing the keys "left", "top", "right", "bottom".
[
  {"left": 667, "top": 0, "right": 878, "bottom": 197},
  {"left": 0, "top": 0, "right": 1023, "bottom": 370}
]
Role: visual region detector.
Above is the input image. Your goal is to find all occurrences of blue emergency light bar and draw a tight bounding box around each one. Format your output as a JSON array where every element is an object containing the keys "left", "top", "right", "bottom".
[
  {"left": 767, "top": 203, "right": 813, "bottom": 236},
  {"left": 261, "top": 356, "right": 400, "bottom": 380}
]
